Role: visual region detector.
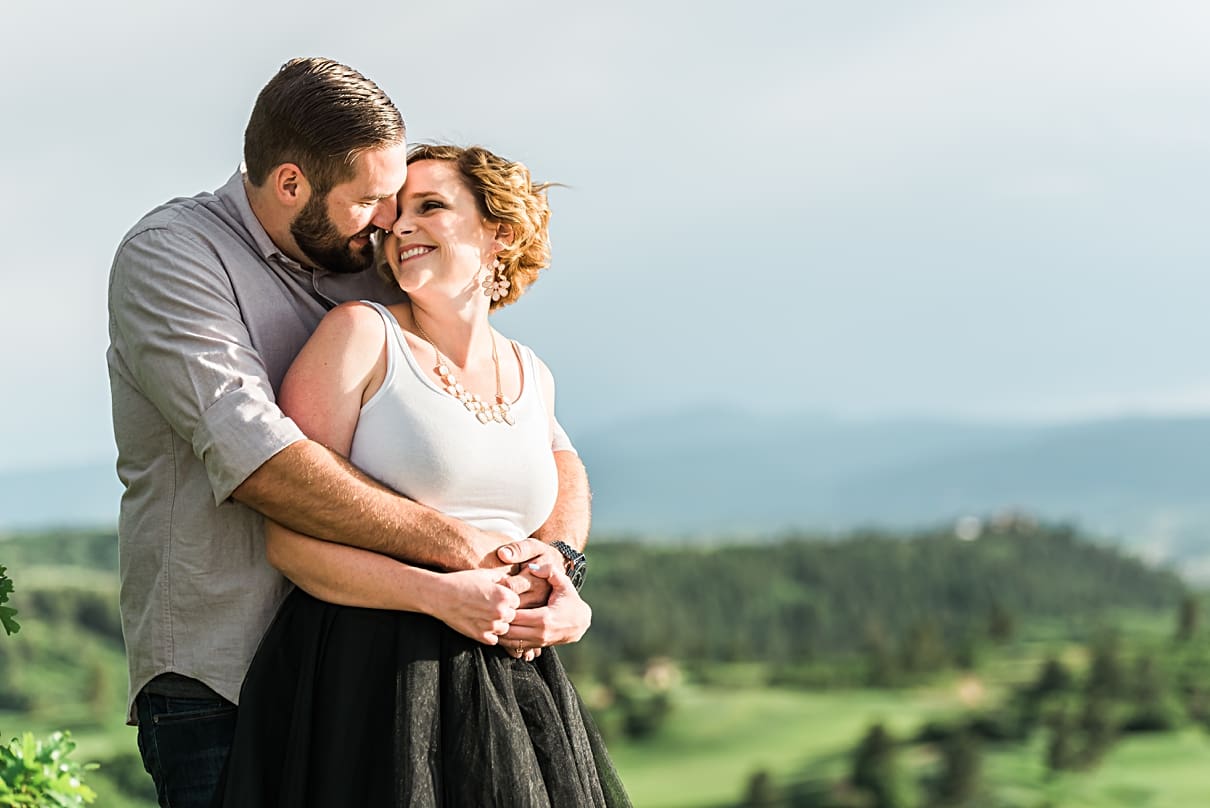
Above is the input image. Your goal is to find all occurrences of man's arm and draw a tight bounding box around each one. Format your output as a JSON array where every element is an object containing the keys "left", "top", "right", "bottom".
[
  {"left": 256, "top": 447, "right": 590, "bottom": 604},
  {"left": 532, "top": 450, "right": 590, "bottom": 551},
  {"left": 234, "top": 439, "right": 499, "bottom": 570},
  {"left": 110, "top": 232, "right": 496, "bottom": 570}
]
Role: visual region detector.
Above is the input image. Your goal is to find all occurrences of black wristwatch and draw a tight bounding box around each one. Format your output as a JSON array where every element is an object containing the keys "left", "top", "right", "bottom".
[{"left": 550, "top": 541, "right": 587, "bottom": 590}]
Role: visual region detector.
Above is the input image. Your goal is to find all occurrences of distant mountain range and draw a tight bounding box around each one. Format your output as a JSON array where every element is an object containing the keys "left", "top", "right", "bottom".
[
  {"left": 574, "top": 411, "right": 1210, "bottom": 579},
  {"left": 3, "top": 411, "right": 1208, "bottom": 579}
]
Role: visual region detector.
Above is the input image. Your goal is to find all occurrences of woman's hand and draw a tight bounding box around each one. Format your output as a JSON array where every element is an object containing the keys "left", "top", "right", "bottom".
[
  {"left": 429, "top": 568, "right": 521, "bottom": 646},
  {"left": 500, "top": 562, "right": 592, "bottom": 656}
]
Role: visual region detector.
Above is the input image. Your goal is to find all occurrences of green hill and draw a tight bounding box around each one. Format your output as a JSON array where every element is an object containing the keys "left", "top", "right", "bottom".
[{"left": 0, "top": 524, "right": 1195, "bottom": 807}]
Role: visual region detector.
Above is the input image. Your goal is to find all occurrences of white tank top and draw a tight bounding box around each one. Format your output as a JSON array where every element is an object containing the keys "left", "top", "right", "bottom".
[{"left": 348, "top": 301, "right": 558, "bottom": 541}]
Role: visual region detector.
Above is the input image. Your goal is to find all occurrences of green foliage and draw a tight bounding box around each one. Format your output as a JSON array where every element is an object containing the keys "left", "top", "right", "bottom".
[
  {"left": 0, "top": 565, "right": 102, "bottom": 806},
  {"left": 1175, "top": 594, "right": 1199, "bottom": 643},
  {"left": 739, "top": 769, "right": 780, "bottom": 807},
  {"left": 4, "top": 526, "right": 1206, "bottom": 808},
  {"left": 0, "top": 566, "right": 20, "bottom": 637},
  {"left": 0, "top": 731, "right": 98, "bottom": 806},
  {"left": 928, "top": 730, "right": 981, "bottom": 806},
  {"left": 0, "top": 532, "right": 118, "bottom": 573},
  {"left": 851, "top": 724, "right": 904, "bottom": 808},
  {"left": 567, "top": 522, "right": 1186, "bottom": 687},
  {"left": 1045, "top": 711, "right": 1076, "bottom": 773},
  {"left": 592, "top": 660, "right": 679, "bottom": 741}
]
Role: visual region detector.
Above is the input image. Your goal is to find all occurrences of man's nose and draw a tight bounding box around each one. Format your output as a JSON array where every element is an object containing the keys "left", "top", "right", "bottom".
[{"left": 372, "top": 196, "right": 400, "bottom": 231}]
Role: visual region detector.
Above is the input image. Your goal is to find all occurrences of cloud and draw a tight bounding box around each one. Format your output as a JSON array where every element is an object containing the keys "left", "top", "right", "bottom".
[{"left": 4, "top": 1, "right": 1210, "bottom": 467}]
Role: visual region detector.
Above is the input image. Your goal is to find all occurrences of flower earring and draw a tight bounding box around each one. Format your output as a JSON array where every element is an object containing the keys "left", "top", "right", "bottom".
[{"left": 481, "top": 257, "right": 510, "bottom": 302}]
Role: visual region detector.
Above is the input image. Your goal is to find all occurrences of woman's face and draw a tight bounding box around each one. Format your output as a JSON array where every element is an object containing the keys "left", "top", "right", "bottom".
[{"left": 384, "top": 159, "right": 497, "bottom": 302}]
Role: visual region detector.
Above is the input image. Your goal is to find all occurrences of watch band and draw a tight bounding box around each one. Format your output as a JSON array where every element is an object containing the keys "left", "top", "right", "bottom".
[{"left": 550, "top": 540, "right": 587, "bottom": 590}]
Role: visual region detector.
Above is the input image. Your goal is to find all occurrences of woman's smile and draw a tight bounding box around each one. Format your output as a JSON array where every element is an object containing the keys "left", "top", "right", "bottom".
[{"left": 397, "top": 244, "right": 435, "bottom": 264}]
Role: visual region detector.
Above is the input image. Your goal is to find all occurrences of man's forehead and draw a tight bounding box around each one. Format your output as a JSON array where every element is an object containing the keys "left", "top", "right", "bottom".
[{"left": 342, "top": 143, "right": 408, "bottom": 197}]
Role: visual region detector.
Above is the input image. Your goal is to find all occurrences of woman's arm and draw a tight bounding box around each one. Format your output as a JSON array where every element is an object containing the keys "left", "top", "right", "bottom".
[{"left": 266, "top": 524, "right": 519, "bottom": 645}]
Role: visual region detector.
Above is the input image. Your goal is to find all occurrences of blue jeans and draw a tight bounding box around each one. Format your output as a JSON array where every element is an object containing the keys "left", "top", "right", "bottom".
[{"left": 135, "top": 690, "right": 237, "bottom": 808}]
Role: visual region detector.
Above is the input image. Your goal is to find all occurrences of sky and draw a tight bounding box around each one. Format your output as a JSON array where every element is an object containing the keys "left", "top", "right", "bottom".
[{"left": 1, "top": 0, "right": 1209, "bottom": 471}]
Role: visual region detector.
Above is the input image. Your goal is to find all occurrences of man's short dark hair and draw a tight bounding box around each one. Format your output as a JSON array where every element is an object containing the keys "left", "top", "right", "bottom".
[{"left": 244, "top": 57, "right": 405, "bottom": 194}]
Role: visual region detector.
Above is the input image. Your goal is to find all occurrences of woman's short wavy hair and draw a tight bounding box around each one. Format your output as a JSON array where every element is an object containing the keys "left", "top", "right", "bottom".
[{"left": 397, "top": 144, "right": 554, "bottom": 310}]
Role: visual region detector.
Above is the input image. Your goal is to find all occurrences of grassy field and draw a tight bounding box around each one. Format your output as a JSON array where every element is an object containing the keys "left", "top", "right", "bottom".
[
  {"left": 978, "top": 729, "right": 1210, "bottom": 808},
  {"left": 603, "top": 681, "right": 1210, "bottom": 808},
  {"left": 3, "top": 547, "right": 1208, "bottom": 807},
  {"left": 9, "top": 675, "right": 1210, "bottom": 808},
  {"left": 608, "top": 682, "right": 946, "bottom": 807}
]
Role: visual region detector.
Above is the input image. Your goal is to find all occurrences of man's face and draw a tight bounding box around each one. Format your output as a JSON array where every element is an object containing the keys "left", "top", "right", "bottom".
[{"left": 290, "top": 142, "right": 408, "bottom": 274}]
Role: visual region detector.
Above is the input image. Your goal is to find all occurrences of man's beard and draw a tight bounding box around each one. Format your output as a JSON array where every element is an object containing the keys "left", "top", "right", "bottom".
[{"left": 290, "top": 192, "right": 376, "bottom": 275}]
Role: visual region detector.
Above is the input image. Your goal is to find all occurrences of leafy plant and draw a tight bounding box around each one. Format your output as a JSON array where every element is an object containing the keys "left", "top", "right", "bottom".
[
  {"left": 0, "top": 732, "right": 97, "bottom": 807},
  {"left": 0, "top": 566, "right": 20, "bottom": 636},
  {"left": 0, "top": 568, "right": 97, "bottom": 805}
]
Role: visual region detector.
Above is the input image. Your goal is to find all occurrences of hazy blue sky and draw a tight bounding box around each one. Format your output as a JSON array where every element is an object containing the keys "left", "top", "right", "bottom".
[{"left": 2, "top": 1, "right": 1209, "bottom": 471}]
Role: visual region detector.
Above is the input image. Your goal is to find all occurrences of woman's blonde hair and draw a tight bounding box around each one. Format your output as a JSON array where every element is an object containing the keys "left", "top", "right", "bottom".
[{"left": 381, "top": 144, "right": 554, "bottom": 310}]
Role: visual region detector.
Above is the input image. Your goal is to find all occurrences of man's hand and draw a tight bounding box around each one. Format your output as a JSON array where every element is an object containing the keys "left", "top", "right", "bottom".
[
  {"left": 466, "top": 528, "right": 519, "bottom": 571},
  {"left": 492, "top": 538, "right": 568, "bottom": 608},
  {"left": 502, "top": 562, "right": 591, "bottom": 654}
]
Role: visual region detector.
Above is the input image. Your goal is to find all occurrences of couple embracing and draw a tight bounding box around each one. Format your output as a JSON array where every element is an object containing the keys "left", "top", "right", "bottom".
[{"left": 108, "top": 56, "right": 629, "bottom": 807}]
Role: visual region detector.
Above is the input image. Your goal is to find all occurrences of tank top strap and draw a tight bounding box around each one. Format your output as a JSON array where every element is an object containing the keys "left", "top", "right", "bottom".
[
  {"left": 511, "top": 341, "right": 550, "bottom": 420},
  {"left": 355, "top": 300, "right": 402, "bottom": 413}
]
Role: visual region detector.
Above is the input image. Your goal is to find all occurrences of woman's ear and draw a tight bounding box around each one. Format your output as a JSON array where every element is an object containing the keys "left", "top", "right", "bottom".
[{"left": 494, "top": 222, "right": 515, "bottom": 247}]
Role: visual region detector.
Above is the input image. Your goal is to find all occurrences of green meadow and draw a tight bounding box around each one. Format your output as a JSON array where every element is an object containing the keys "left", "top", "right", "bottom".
[
  {"left": 4, "top": 527, "right": 1210, "bottom": 807},
  {"left": 607, "top": 672, "right": 1210, "bottom": 807}
]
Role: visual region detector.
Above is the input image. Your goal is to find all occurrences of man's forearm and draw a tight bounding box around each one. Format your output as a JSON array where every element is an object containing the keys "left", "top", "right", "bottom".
[
  {"left": 532, "top": 450, "right": 591, "bottom": 551},
  {"left": 233, "top": 439, "right": 497, "bottom": 570}
]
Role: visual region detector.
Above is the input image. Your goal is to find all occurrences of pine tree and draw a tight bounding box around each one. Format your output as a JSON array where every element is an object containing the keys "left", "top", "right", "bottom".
[
  {"left": 1045, "top": 712, "right": 1075, "bottom": 773},
  {"left": 932, "top": 729, "right": 981, "bottom": 806},
  {"left": 740, "top": 769, "right": 780, "bottom": 808},
  {"left": 851, "top": 723, "right": 902, "bottom": 808},
  {"left": 1176, "top": 594, "right": 1200, "bottom": 643}
]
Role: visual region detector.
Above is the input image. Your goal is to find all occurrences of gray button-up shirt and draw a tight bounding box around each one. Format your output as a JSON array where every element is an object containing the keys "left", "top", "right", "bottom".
[{"left": 107, "top": 171, "right": 414, "bottom": 721}]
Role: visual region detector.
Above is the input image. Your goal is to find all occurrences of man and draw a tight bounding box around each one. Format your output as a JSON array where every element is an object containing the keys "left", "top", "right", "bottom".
[{"left": 107, "top": 57, "right": 589, "bottom": 808}]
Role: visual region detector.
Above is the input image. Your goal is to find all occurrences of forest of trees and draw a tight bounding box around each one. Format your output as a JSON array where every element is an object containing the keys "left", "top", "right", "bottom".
[
  {"left": 736, "top": 617, "right": 1210, "bottom": 807},
  {"left": 1, "top": 520, "right": 1187, "bottom": 684},
  {"left": 0, "top": 520, "right": 1199, "bottom": 806},
  {"left": 564, "top": 520, "right": 1185, "bottom": 679}
]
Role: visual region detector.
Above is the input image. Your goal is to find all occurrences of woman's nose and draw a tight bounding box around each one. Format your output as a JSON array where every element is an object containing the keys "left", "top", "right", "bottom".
[{"left": 388, "top": 213, "right": 415, "bottom": 238}]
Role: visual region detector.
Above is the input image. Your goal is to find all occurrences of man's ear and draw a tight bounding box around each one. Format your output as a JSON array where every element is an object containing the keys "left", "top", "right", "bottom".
[
  {"left": 270, "top": 163, "right": 312, "bottom": 209},
  {"left": 494, "top": 222, "right": 515, "bottom": 247}
]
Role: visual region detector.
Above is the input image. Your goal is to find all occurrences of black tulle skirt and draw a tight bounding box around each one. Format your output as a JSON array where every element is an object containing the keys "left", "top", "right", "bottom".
[{"left": 216, "top": 589, "right": 631, "bottom": 807}]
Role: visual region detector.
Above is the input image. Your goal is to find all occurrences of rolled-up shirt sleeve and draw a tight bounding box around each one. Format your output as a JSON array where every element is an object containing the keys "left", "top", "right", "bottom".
[{"left": 109, "top": 227, "right": 305, "bottom": 503}]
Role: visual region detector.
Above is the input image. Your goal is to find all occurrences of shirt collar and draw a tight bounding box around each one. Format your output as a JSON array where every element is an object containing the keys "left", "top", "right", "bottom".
[
  {"left": 216, "top": 168, "right": 305, "bottom": 271},
  {"left": 215, "top": 167, "right": 405, "bottom": 304}
]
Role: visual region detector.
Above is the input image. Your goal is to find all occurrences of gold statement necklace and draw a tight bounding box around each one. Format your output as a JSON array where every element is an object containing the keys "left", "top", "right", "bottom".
[{"left": 412, "top": 318, "right": 515, "bottom": 426}]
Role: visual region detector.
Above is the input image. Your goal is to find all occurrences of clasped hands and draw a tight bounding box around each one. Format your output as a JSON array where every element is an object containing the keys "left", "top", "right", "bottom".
[{"left": 435, "top": 538, "right": 591, "bottom": 662}]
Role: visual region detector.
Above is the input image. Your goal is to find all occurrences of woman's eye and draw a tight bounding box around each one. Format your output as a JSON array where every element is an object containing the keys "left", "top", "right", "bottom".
[{"left": 419, "top": 199, "right": 444, "bottom": 212}]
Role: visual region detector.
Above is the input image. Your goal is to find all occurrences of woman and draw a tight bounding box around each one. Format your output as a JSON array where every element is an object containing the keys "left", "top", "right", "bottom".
[{"left": 218, "top": 145, "right": 630, "bottom": 807}]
